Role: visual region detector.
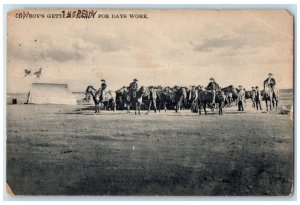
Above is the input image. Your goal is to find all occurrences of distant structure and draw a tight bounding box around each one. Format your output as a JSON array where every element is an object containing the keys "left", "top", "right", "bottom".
[{"left": 27, "top": 83, "right": 77, "bottom": 105}]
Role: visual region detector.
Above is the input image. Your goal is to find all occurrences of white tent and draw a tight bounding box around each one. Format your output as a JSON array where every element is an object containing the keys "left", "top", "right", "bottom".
[{"left": 27, "top": 83, "right": 77, "bottom": 105}]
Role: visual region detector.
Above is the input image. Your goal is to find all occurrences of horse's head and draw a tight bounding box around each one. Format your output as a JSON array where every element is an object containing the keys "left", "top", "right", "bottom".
[{"left": 138, "top": 86, "right": 148, "bottom": 95}]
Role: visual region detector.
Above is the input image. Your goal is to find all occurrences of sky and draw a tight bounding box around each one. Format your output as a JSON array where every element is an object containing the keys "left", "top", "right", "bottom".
[{"left": 7, "top": 9, "right": 293, "bottom": 93}]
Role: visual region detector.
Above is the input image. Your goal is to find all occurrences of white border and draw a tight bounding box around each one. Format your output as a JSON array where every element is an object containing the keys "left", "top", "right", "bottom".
[{"left": 1, "top": 1, "right": 299, "bottom": 204}]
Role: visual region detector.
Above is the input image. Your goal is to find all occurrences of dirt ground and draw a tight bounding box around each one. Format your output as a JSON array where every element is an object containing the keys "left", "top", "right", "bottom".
[{"left": 6, "top": 104, "right": 293, "bottom": 196}]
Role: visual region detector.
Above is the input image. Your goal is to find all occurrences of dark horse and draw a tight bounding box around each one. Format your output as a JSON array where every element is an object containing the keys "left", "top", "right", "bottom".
[
  {"left": 84, "top": 85, "right": 102, "bottom": 113},
  {"left": 221, "top": 85, "right": 238, "bottom": 107},
  {"left": 174, "top": 87, "right": 186, "bottom": 113},
  {"left": 115, "top": 86, "right": 128, "bottom": 110},
  {"left": 156, "top": 88, "right": 176, "bottom": 112},
  {"left": 261, "top": 87, "right": 278, "bottom": 111},
  {"left": 198, "top": 89, "right": 224, "bottom": 115},
  {"left": 126, "top": 86, "right": 147, "bottom": 115}
]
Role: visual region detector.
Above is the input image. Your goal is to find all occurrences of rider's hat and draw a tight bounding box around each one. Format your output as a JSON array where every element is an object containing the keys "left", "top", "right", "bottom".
[
  {"left": 268, "top": 73, "right": 273, "bottom": 76},
  {"left": 209, "top": 77, "right": 215, "bottom": 81},
  {"left": 133, "top": 78, "right": 138, "bottom": 82},
  {"left": 251, "top": 86, "right": 255, "bottom": 89},
  {"left": 101, "top": 79, "right": 105, "bottom": 82},
  {"left": 238, "top": 85, "right": 242, "bottom": 88},
  {"left": 255, "top": 86, "right": 259, "bottom": 89}
]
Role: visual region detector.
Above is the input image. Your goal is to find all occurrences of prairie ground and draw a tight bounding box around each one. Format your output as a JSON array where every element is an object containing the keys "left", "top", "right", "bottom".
[{"left": 6, "top": 104, "right": 293, "bottom": 195}]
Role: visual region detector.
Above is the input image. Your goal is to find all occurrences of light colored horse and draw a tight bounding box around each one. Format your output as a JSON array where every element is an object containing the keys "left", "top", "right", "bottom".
[
  {"left": 262, "top": 86, "right": 278, "bottom": 111},
  {"left": 102, "top": 91, "right": 116, "bottom": 111},
  {"left": 126, "top": 86, "right": 147, "bottom": 115}
]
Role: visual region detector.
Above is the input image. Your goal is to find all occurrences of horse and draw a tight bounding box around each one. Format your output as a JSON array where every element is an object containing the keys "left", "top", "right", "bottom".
[
  {"left": 156, "top": 87, "right": 176, "bottom": 112},
  {"left": 188, "top": 87, "right": 199, "bottom": 113},
  {"left": 84, "top": 85, "right": 103, "bottom": 113},
  {"left": 102, "top": 91, "right": 116, "bottom": 111},
  {"left": 115, "top": 86, "right": 128, "bottom": 110},
  {"left": 198, "top": 89, "right": 224, "bottom": 115},
  {"left": 261, "top": 87, "right": 278, "bottom": 111},
  {"left": 173, "top": 87, "right": 186, "bottom": 113},
  {"left": 125, "top": 86, "right": 147, "bottom": 115},
  {"left": 144, "top": 86, "right": 158, "bottom": 113},
  {"left": 245, "top": 90, "right": 256, "bottom": 108},
  {"left": 221, "top": 85, "right": 239, "bottom": 107}
]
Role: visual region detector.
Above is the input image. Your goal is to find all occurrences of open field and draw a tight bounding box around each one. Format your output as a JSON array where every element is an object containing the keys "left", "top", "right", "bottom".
[{"left": 6, "top": 104, "right": 293, "bottom": 195}]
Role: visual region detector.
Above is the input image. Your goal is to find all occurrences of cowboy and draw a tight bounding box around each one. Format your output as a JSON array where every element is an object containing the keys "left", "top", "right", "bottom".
[
  {"left": 254, "top": 86, "right": 262, "bottom": 111},
  {"left": 251, "top": 86, "right": 256, "bottom": 107},
  {"left": 129, "top": 78, "right": 138, "bottom": 98},
  {"left": 189, "top": 85, "right": 198, "bottom": 102},
  {"left": 99, "top": 79, "right": 107, "bottom": 99},
  {"left": 263, "top": 73, "right": 276, "bottom": 92},
  {"left": 206, "top": 77, "right": 220, "bottom": 105},
  {"left": 148, "top": 86, "right": 157, "bottom": 113},
  {"left": 238, "top": 85, "right": 245, "bottom": 111}
]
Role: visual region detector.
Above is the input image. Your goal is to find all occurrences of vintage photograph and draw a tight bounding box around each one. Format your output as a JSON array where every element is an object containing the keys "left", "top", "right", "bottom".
[{"left": 6, "top": 9, "right": 293, "bottom": 195}]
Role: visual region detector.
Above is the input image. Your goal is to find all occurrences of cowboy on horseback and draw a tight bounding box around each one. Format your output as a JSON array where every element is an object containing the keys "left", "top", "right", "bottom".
[
  {"left": 263, "top": 73, "right": 276, "bottom": 95},
  {"left": 99, "top": 79, "right": 107, "bottom": 100},
  {"left": 206, "top": 77, "right": 220, "bottom": 106},
  {"left": 129, "top": 78, "right": 138, "bottom": 99}
]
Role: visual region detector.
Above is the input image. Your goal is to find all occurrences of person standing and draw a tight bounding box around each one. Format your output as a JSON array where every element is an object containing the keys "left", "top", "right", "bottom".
[
  {"left": 237, "top": 85, "right": 245, "bottom": 111},
  {"left": 251, "top": 86, "right": 256, "bottom": 108},
  {"left": 255, "top": 86, "right": 263, "bottom": 111}
]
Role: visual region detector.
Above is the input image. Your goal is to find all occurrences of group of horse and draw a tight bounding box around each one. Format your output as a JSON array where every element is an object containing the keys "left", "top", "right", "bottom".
[{"left": 83, "top": 85, "right": 278, "bottom": 115}]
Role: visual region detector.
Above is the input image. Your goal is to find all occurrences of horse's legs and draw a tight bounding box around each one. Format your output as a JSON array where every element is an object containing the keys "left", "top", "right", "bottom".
[
  {"left": 148, "top": 100, "right": 152, "bottom": 114},
  {"left": 265, "top": 100, "right": 268, "bottom": 111},
  {"left": 127, "top": 102, "right": 130, "bottom": 114},
  {"left": 199, "top": 104, "right": 202, "bottom": 115},
  {"left": 164, "top": 101, "right": 167, "bottom": 112},
  {"left": 95, "top": 103, "right": 100, "bottom": 113},
  {"left": 153, "top": 100, "right": 157, "bottom": 113},
  {"left": 158, "top": 100, "right": 161, "bottom": 113},
  {"left": 138, "top": 102, "right": 141, "bottom": 115},
  {"left": 219, "top": 102, "right": 223, "bottom": 115}
]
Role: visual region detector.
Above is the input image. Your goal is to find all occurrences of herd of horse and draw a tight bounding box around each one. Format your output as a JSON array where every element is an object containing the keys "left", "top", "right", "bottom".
[{"left": 83, "top": 85, "right": 279, "bottom": 115}]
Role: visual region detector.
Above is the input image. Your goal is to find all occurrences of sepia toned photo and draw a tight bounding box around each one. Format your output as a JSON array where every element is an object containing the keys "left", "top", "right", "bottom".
[{"left": 6, "top": 9, "right": 294, "bottom": 196}]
